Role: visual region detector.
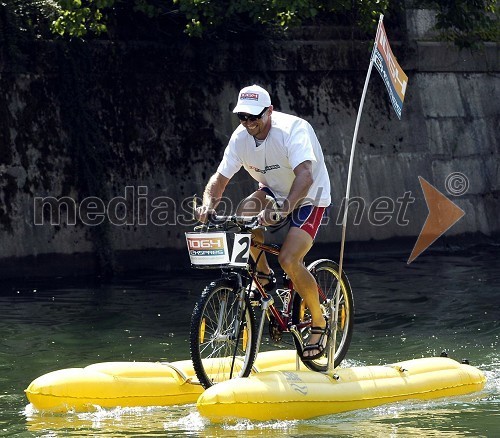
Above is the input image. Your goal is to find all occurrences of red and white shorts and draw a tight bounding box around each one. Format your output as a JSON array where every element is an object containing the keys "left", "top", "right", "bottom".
[{"left": 259, "top": 187, "right": 327, "bottom": 239}]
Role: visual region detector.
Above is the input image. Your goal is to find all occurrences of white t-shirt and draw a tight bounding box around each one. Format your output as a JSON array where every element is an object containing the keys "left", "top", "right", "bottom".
[{"left": 217, "top": 111, "right": 331, "bottom": 207}]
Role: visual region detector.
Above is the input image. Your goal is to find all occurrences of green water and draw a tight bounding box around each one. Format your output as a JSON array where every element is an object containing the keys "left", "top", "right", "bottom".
[{"left": 1, "top": 245, "right": 499, "bottom": 437}]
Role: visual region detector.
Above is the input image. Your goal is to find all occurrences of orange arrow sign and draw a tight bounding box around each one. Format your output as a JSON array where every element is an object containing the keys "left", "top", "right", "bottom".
[{"left": 408, "top": 176, "right": 465, "bottom": 264}]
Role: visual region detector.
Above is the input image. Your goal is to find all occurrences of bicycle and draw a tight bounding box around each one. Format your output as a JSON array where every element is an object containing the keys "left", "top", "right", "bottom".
[{"left": 186, "top": 214, "right": 354, "bottom": 389}]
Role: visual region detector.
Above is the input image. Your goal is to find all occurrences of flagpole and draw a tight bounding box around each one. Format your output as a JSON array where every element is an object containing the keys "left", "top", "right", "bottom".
[{"left": 327, "top": 14, "right": 384, "bottom": 374}]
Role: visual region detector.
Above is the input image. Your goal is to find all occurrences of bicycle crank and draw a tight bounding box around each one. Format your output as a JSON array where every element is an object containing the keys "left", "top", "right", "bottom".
[{"left": 268, "top": 315, "right": 283, "bottom": 342}]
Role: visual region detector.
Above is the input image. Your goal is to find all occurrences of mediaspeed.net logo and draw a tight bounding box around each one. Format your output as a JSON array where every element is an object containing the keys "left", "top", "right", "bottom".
[
  {"left": 408, "top": 173, "right": 467, "bottom": 264},
  {"left": 31, "top": 173, "right": 468, "bottom": 263}
]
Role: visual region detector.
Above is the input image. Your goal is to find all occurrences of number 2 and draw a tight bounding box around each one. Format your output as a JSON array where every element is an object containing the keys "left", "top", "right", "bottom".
[{"left": 231, "top": 234, "right": 251, "bottom": 265}]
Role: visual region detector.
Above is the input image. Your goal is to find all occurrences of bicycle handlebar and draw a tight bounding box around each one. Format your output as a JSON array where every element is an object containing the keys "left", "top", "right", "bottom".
[
  {"left": 194, "top": 213, "right": 260, "bottom": 231},
  {"left": 209, "top": 213, "right": 259, "bottom": 226},
  {"left": 211, "top": 213, "right": 257, "bottom": 222}
]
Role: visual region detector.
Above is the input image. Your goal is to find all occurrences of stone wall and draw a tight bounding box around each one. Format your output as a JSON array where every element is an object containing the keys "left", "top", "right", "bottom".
[{"left": 0, "top": 13, "right": 498, "bottom": 277}]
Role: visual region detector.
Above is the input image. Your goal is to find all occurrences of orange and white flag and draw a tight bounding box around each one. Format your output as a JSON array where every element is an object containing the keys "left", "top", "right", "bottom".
[{"left": 372, "top": 21, "right": 408, "bottom": 119}]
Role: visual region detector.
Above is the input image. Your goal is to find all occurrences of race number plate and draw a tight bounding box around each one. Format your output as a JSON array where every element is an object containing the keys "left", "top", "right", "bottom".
[
  {"left": 230, "top": 233, "right": 251, "bottom": 266},
  {"left": 186, "top": 232, "right": 229, "bottom": 266}
]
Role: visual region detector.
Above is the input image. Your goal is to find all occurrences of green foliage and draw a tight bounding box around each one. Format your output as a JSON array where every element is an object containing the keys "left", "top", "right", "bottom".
[
  {"left": 175, "top": 0, "right": 389, "bottom": 37},
  {"left": 0, "top": 0, "right": 59, "bottom": 39},
  {"left": 51, "top": 0, "right": 111, "bottom": 37},
  {"left": 47, "top": 0, "right": 390, "bottom": 39},
  {"left": 2, "top": 0, "right": 497, "bottom": 45},
  {"left": 416, "top": 0, "right": 499, "bottom": 47}
]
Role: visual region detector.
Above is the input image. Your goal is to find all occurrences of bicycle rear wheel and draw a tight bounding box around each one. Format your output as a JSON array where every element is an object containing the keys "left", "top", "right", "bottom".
[
  {"left": 291, "top": 259, "right": 354, "bottom": 372},
  {"left": 190, "top": 279, "right": 258, "bottom": 389}
]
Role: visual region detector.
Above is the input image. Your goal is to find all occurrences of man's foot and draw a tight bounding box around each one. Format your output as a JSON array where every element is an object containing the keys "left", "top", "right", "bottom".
[
  {"left": 250, "top": 269, "right": 276, "bottom": 297},
  {"left": 301, "top": 323, "right": 329, "bottom": 361},
  {"left": 249, "top": 270, "right": 276, "bottom": 305}
]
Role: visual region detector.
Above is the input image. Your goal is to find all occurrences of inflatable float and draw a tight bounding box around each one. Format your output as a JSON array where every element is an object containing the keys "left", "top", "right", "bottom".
[
  {"left": 197, "top": 356, "right": 486, "bottom": 422},
  {"left": 25, "top": 349, "right": 300, "bottom": 412}
]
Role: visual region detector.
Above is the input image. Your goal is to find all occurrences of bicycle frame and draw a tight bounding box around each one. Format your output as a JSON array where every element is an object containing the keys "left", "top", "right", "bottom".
[
  {"left": 251, "top": 240, "right": 328, "bottom": 330},
  {"left": 217, "top": 237, "right": 318, "bottom": 360}
]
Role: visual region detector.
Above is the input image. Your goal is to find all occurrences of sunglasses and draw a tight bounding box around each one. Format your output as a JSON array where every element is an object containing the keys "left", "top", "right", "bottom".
[{"left": 236, "top": 107, "right": 268, "bottom": 122}]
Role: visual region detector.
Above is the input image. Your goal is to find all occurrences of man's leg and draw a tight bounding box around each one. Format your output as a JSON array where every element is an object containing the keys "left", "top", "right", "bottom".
[
  {"left": 278, "top": 227, "right": 326, "bottom": 357},
  {"left": 237, "top": 190, "right": 273, "bottom": 276}
]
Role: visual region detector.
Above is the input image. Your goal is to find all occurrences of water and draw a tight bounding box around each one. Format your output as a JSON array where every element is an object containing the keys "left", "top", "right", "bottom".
[{"left": 1, "top": 244, "right": 499, "bottom": 437}]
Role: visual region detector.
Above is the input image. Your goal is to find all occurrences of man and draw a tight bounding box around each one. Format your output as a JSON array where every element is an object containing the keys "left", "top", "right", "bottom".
[{"left": 195, "top": 84, "right": 331, "bottom": 360}]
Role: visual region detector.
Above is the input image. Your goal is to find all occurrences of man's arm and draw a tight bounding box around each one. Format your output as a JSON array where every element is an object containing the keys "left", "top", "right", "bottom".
[
  {"left": 281, "top": 160, "right": 313, "bottom": 215},
  {"left": 196, "top": 172, "right": 230, "bottom": 222},
  {"left": 259, "top": 160, "right": 313, "bottom": 225}
]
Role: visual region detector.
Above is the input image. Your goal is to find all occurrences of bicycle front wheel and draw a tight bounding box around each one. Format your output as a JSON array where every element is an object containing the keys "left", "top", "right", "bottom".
[
  {"left": 291, "top": 259, "right": 354, "bottom": 372},
  {"left": 189, "top": 279, "right": 258, "bottom": 389}
]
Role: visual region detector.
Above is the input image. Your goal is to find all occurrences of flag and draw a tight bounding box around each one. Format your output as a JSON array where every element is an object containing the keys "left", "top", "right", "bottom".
[{"left": 372, "top": 21, "right": 408, "bottom": 119}]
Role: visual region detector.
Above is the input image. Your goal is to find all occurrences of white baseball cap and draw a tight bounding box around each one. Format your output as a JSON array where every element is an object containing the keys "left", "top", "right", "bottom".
[{"left": 232, "top": 84, "right": 271, "bottom": 115}]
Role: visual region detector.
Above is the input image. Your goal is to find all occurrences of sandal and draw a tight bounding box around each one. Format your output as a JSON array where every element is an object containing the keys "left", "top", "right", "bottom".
[
  {"left": 301, "top": 323, "right": 330, "bottom": 361},
  {"left": 256, "top": 269, "right": 276, "bottom": 292},
  {"left": 249, "top": 270, "right": 276, "bottom": 301}
]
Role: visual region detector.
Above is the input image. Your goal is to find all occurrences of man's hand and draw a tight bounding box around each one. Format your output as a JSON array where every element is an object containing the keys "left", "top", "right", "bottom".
[
  {"left": 257, "top": 208, "right": 285, "bottom": 226},
  {"left": 195, "top": 205, "right": 216, "bottom": 223}
]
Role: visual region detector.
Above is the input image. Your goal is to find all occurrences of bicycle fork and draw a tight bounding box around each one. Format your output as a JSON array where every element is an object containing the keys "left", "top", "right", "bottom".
[
  {"left": 253, "top": 294, "right": 274, "bottom": 358},
  {"left": 253, "top": 293, "right": 304, "bottom": 363},
  {"left": 226, "top": 280, "right": 252, "bottom": 379}
]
